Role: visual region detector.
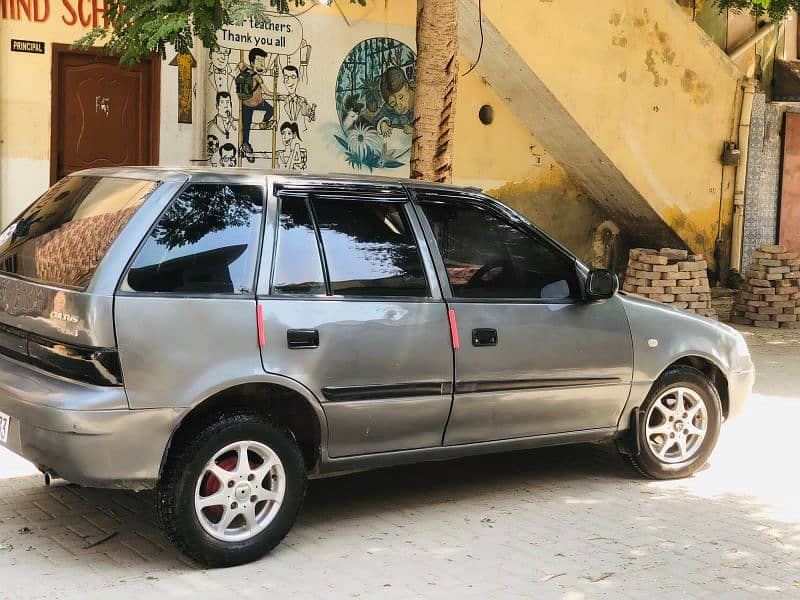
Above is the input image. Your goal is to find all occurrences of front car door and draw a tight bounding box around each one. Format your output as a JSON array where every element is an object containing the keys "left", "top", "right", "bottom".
[
  {"left": 412, "top": 188, "right": 633, "bottom": 446},
  {"left": 256, "top": 179, "right": 453, "bottom": 458}
]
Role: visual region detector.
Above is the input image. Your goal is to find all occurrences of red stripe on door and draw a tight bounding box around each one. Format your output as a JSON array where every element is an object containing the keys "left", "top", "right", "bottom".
[
  {"left": 256, "top": 304, "right": 266, "bottom": 348},
  {"left": 448, "top": 308, "right": 460, "bottom": 350}
]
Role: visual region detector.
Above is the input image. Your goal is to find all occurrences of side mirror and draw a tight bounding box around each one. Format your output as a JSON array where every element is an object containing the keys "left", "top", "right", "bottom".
[{"left": 586, "top": 269, "right": 619, "bottom": 300}]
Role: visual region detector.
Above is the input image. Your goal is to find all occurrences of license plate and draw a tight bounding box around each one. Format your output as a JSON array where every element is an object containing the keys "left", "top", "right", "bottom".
[{"left": 0, "top": 411, "right": 9, "bottom": 444}]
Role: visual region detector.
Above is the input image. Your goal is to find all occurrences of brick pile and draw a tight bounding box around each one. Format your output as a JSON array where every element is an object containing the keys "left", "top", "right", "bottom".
[
  {"left": 732, "top": 244, "right": 800, "bottom": 329},
  {"left": 621, "top": 248, "right": 717, "bottom": 319},
  {"left": 710, "top": 287, "right": 737, "bottom": 323}
]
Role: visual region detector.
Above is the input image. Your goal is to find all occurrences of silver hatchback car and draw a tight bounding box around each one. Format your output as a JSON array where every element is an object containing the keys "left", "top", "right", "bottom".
[{"left": 0, "top": 168, "right": 754, "bottom": 566}]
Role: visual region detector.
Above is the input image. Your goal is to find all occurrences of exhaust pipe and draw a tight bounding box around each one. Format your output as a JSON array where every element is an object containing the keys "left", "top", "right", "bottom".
[{"left": 43, "top": 471, "right": 67, "bottom": 487}]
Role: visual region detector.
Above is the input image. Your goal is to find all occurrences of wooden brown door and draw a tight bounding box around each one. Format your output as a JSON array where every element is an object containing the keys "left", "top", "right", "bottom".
[
  {"left": 51, "top": 46, "right": 160, "bottom": 182},
  {"left": 780, "top": 112, "right": 800, "bottom": 254}
]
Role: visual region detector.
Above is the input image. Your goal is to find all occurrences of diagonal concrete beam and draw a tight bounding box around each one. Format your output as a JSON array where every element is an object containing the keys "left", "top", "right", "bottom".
[{"left": 457, "top": 0, "right": 686, "bottom": 249}]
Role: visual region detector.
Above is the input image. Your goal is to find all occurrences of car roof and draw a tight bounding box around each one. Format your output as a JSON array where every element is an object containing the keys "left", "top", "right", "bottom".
[{"left": 71, "top": 166, "right": 481, "bottom": 194}]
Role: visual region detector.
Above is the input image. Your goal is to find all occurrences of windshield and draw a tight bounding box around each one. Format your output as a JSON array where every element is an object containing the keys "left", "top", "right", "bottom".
[{"left": 0, "top": 176, "right": 159, "bottom": 290}]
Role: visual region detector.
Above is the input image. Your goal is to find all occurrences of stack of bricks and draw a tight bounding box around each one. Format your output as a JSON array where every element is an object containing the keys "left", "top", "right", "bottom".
[
  {"left": 731, "top": 244, "right": 800, "bottom": 329},
  {"left": 622, "top": 248, "right": 717, "bottom": 319}
]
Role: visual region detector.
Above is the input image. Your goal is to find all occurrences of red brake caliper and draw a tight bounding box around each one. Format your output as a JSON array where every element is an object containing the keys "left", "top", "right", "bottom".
[
  {"left": 201, "top": 456, "right": 238, "bottom": 521},
  {"left": 200, "top": 454, "right": 260, "bottom": 522}
]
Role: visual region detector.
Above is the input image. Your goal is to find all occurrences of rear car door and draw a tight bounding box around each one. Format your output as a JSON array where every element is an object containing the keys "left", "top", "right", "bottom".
[
  {"left": 256, "top": 180, "right": 453, "bottom": 458},
  {"left": 115, "top": 180, "right": 268, "bottom": 410},
  {"left": 414, "top": 189, "right": 633, "bottom": 445}
]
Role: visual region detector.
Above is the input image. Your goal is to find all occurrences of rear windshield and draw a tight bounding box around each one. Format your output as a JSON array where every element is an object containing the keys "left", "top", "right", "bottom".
[{"left": 0, "top": 176, "right": 158, "bottom": 290}]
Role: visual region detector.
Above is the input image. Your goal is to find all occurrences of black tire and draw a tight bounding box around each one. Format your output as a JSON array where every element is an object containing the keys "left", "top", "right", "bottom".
[
  {"left": 156, "top": 413, "right": 306, "bottom": 567},
  {"left": 626, "top": 366, "right": 722, "bottom": 480}
]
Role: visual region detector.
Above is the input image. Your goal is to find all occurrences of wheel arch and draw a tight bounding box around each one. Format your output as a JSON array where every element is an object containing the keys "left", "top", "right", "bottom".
[
  {"left": 159, "top": 376, "right": 329, "bottom": 478},
  {"left": 658, "top": 354, "right": 730, "bottom": 419}
]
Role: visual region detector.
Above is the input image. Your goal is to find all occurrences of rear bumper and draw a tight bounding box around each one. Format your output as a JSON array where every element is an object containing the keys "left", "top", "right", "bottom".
[
  {"left": 727, "top": 368, "right": 755, "bottom": 421},
  {"left": 0, "top": 356, "right": 180, "bottom": 489}
]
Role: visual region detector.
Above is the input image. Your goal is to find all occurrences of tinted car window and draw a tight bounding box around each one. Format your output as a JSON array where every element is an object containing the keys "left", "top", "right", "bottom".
[
  {"left": 272, "top": 195, "right": 326, "bottom": 295},
  {"left": 311, "top": 197, "right": 429, "bottom": 297},
  {"left": 125, "top": 184, "right": 264, "bottom": 294},
  {"left": 419, "top": 197, "right": 579, "bottom": 300},
  {"left": 0, "top": 176, "right": 158, "bottom": 290}
]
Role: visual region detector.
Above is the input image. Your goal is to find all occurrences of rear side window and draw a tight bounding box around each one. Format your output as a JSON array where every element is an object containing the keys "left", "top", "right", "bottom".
[
  {"left": 0, "top": 176, "right": 158, "bottom": 290},
  {"left": 271, "top": 195, "right": 326, "bottom": 295},
  {"left": 124, "top": 184, "right": 264, "bottom": 294},
  {"left": 311, "top": 197, "right": 429, "bottom": 298}
]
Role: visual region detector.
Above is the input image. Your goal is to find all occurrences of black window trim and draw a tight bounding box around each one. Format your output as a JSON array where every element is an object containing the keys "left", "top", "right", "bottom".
[
  {"left": 267, "top": 187, "right": 436, "bottom": 302},
  {"left": 115, "top": 180, "right": 267, "bottom": 299},
  {"left": 409, "top": 187, "right": 583, "bottom": 305}
]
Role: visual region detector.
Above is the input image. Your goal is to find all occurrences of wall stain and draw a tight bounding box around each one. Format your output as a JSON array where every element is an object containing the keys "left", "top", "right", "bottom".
[
  {"left": 655, "top": 24, "right": 670, "bottom": 45},
  {"left": 681, "top": 68, "right": 712, "bottom": 104},
  {"left": 618, "top": 70, "right": 628, "bottom": 82},
  {"left": 489, "top": 176, "right": 621, "bottom": 266},
  {"left": 645, "top": 49, "right": 668, "bottom": 87}
]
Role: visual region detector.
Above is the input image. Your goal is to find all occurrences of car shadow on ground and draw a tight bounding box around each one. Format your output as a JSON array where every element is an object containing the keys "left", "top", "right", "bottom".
[
  {"left": 0, "top": 443, "right": 636, "bottom": 568},
  {"left": 1, "top": 439, "right": 799, "bottom": 598}
]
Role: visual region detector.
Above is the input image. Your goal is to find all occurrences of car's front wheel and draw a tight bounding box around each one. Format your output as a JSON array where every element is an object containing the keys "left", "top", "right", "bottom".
[
  {"left": 156, "top": 414, "right": 306, "bottom": 567},
  {"left": 626, "top": 366, "right": 722, "bottom": 479}
]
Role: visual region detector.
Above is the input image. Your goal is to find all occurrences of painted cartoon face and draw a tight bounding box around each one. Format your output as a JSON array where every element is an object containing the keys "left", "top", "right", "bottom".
[
  {"left": 281, "top": 127, "right": 294, "bottom": 145},
  {"left": 211, "top": 48, "right": 230, "bottom": 70},
  {"left": 207, "top": 135, "right": 220, "bottom": 157},
  {"left": 283, "top": 70, "right": 299, "bottom": 95},
  {"left": 218, "top": 95, "right": 232, "bottom": 118},
  {"left": 252, "top": 55, "right": 268, "bottom": 75},
  {"left": 342, "top": 110, "right": 359, "bottom": 130},
  {"left": 219, "top": 147, "right": 236, "bottom": 167},
  {"left": 387, "top": 84, "right": 412, "bottom": 115}
]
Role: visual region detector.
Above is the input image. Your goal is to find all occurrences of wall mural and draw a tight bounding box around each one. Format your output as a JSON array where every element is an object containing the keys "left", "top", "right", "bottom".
[
  {"left": 334, "top": 37, "right": 416, "bottom": 171},
  {"left": 207, "top": 13, "right": 315, "bottom": 169},
  {"left": 205, "top": 13, "right": 416, "bottom": 173}
]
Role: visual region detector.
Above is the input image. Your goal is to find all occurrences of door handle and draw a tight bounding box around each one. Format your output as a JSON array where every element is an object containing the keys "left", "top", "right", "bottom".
[
  {"left": 472, "top": 328, "right": 498, "bottom": 347},
  {"left": 287, "top": 329, "right": 319, "bottom": 349}
]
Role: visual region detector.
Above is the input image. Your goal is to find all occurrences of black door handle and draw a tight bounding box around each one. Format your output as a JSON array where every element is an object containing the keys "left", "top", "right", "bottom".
[
  {"left": 472, "top": 328, "right": 498, "bottom": 347},
  {"left": 287, "top": 329, "right": 319, "bottom": 349}
]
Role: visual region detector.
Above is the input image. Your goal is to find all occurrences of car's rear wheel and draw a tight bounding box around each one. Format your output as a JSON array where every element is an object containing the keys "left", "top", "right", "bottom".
[
  {"left": 156, "top": 414, "right": 306, "bottom": 567},
  {"left": 626, "top": 366, "right": 722, "bottom": 479}
]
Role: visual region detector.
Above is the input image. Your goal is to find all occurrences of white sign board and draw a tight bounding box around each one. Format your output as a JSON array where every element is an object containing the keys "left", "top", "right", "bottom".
[{"left": 217, "top": 14, "right": 303, "bottom": 55}]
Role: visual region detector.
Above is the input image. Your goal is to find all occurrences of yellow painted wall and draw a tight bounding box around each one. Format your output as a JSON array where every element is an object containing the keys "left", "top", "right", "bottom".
[
  {"left": 453, "top": 70, "right": 611, "bottom": 263},
  {"left": 475, "top": 0, "right": 744, "bottom": 265}
]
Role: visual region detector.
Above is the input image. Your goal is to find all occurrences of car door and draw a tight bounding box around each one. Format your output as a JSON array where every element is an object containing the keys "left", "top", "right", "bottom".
[
  {"left": 256, "top": 180, "right": 453, "bottom": 458},
  {"left": 413, "top": 189, "right": 633, "bottom": 446},
  {"left": 115, "top": 179, "right": 268, "bottom": 410}
]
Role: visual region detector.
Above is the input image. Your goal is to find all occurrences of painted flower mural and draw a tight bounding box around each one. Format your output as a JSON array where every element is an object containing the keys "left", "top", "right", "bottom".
[{"left": 334, "top": 37, "right": 416, "bottom": 171}]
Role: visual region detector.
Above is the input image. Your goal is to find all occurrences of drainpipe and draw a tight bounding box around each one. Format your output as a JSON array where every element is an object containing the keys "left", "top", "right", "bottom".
[
  {"left": 728, "top": 21, "right": 781, "bottom": 62},
  {"left": 730, "top": 78, "right": 757, "bottom": 275}
]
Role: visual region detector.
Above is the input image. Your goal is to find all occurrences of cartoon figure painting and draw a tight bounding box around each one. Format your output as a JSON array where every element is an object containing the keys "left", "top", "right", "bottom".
[
  {"left": 279, "top": 65, "right": 316, "bottom": 131},
  {"left": 277, "top": 122, "right": 307, "bottom": 170},
  {"left": 208, "top": 13, "right": 315, "bottom": 171},
  {"left": 334, "top": 37, "right": 416, "bottom": 171},
  {"left": 237, "top": 48, "right": 276, "bottom": 162},
  {"left": 209, "top": 47, "right": 235, "bottom": 93},
  {"left": 207, "top": 134, "right": 221, "bottom": 166},
  {"left": 207, "top": 92, "right": 237, "bottom": 143},
  {"left": 219, "top": 143, "right": 238, "bottom": 167}
]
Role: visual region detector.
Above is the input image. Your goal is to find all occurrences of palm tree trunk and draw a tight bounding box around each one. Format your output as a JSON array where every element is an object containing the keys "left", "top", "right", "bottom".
[{"left": 410, "top": 0, "right": 458, "bottom": 183}]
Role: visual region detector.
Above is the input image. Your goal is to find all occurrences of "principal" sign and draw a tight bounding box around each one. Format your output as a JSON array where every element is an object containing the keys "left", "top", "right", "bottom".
[{"left": 10, "top": 39, "right": 45, "bottom": 54}]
